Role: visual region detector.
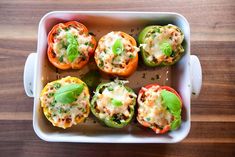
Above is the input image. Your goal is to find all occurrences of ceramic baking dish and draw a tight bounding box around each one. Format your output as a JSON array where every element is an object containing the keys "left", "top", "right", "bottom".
[{"left": 23, "top": 11, "right": 202, "bottom": 143}]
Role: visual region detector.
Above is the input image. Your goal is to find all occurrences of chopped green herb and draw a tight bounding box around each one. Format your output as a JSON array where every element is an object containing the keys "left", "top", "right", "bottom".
[
  {"left": 146, "top": 117, "right": 151, "bottom": 121},
  {"left": 59, "top": 55, "right": 64, "bottom": 62},
  {"left": 58, "top": 108, "right": 64, "bottom": 114},
  {"left": 81, "top": 108, "right": 86, "bottom": 113},
  {"left": 129, "top": 54, "right": 134, "bottom": 59},
  {"left": 53, "top": 83, "right": 61, "bottom": 89},
  {"left": 50, "top": 100, "right": 56, "bottom": 107},
  {"left": 156, "top": 27, "right": 160, "bottom": 33},
  {"left": 99, "top": 60, "right": 104, "bottom": 67},
  {"left": 107, "top": 86, "right": 114, "bottom": 91},
  {"left": 84, "top": 42, "right": 89, "bottom": 45},
  {"left": 45, "top": 114, "right": 51, "bottom": 118},
  {"left": 170, "top": 51, "right": 176, "bottom": 57},
  {"left": 89, "top": 43, "right": 94, "bottom": 48},
  {"left": 48, "top": 93, "right": 54, "bottom": 98}
]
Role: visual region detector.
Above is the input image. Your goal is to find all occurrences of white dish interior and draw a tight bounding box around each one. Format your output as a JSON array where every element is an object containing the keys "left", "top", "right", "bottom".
[{"left": 24, "top": 11, "right": 202, "bottom": 143}]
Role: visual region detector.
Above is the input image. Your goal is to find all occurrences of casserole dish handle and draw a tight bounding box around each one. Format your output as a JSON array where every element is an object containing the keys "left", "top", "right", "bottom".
[
  {"left": 24, "top": 53, "right": 37, "bottom": 97},
  {"left": 190, "top": 55, "right": 202, "bottom": 98}
]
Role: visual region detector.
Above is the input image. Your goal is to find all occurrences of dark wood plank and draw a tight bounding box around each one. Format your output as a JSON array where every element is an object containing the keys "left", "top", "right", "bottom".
[
  {"left": 0, "top": 0, "right": 235, "bottom": 41},
  {"left": 0, "top": 141, "right": 234, "bottom": 157}
]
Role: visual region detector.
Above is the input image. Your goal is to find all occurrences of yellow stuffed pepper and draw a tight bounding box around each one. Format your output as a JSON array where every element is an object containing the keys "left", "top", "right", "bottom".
[{"left": 40, "top": 76, "right": 90, "bottom": 129}]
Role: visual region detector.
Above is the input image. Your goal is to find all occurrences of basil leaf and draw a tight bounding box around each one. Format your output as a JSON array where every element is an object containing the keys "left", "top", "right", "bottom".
[
  {"left": 160, "top": 90, "right": 181, "bottom": 116},
  {"left": 111, "top": 98, "right": 123, "bottom": 107},
  {"left": 112, "top": 39, "right": 123, "bottom": 55},
  {"left": 67, "top": 44, "right": 79, "bottom": 62},
  {"left": 66, "top": 33, "right": 79, "bottom": 62},
  {"left": 159, "top": 41, "right": 172, "bottom": 56},
  {"left": 170, "top": 117, "right": 182, "bottom": 130},
  {"left": 55, "top": 83, "right": 84, "bottom": 104}
]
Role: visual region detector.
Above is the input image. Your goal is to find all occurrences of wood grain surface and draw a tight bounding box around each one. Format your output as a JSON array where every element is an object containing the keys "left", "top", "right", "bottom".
[{"left": 0, "top": 0, "right": 235, "bottom": 157}]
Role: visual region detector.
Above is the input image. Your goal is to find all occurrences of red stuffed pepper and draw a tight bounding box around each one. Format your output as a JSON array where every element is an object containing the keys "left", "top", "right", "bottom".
[{"left": 137, "top": 84, "right": 182, "bottom": 134}]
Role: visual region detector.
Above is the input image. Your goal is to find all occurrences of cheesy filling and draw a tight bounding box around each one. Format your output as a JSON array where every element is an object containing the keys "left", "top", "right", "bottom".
[
  {"left": 40, "top": 77, "right": 89, "bottom": 128},
  {"left": 94, "top": 81, "right": 137, "bottom": 121},
  {"left": 142, "top": 24, "right": 184, "bottom": 64},
  {"left": 138, "top": 85, "right": 173, "bottom": 128},
  {"left": 52, "top": 26, "right": 94, "bottom": 64},
  {"left": 95, "top": 32, "right": 139, "bottom": 73}
]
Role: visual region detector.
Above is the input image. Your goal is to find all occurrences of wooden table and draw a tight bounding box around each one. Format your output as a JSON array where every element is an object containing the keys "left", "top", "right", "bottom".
[{"left": 0, "top": 0, "right": 235, "bottom": 156}]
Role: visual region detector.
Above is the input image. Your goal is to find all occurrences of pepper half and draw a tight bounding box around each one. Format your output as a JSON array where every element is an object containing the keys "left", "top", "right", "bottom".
[
  {"left": 94, "top": 31, "right": 139, "bottom": 77},
  {"left": 137, "top": 84, "right": 183, "bottom": 134},
  {"left": 90, "top": 80, "right": 137, "bottom": 128},
  {"left": 47, "top": 21, "right": 97, "bottom": 70},
  {"left": 138, "top": 25, "right": 184, "bottom": 67},
  {"left": 40, "top": 76, "right": 90, "bottom": 129}
]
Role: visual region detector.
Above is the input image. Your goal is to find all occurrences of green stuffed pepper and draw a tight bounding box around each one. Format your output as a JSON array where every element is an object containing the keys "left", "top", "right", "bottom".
[
  {"left": 91, "top": 80, "right": 137, "bottom": 128},
  {"left": 138, "top": 24, "right": 184, "bottom": 67}
]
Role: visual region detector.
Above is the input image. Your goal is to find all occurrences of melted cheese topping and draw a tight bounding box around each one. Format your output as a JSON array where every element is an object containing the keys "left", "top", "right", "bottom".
[
  {"left": 52, "top": 26, "right": 93, "bottom": 64},
  {"left": 137, "top": 85, "right": 173, "bottom": 128},
  {"left": 95, "top": 32, "right": 139, "bottom": 73},
  {"left": 94, "top": 81, "right": 137, "bottom": 120},
  {"left": 142, "top": 24, "right": 184, "bottom": 64},
  {"left": 40, "top": 77, "right": 89, "bottom": 128}
]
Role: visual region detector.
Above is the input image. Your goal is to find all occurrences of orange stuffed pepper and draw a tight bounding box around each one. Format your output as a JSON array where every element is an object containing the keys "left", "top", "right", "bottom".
[
  {"left": 47, "top": 21, "right": 96, "bottom": 70},
  {"left": 94, "top": 31, "right": 139, "bottom": 77},
  {"left": 137, "top": 84, "right": 183, "bottom": 134}
]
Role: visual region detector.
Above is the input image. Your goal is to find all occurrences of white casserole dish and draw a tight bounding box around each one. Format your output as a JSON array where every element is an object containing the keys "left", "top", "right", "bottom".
[{"left": 23, "top": 11, "right": 202, "bottom": 143}]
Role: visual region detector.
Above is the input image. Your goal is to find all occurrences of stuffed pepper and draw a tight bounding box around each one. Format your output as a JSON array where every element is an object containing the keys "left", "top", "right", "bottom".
[
  {"left": 138, "top": 24, "right": 184, "bottom": 67},
  {"left": 40, "top": 76, "right": 90, "bottom": 129},
  {"left": 137, "top": 84, "right": 182, "bottom": 134},
  {"left": 47, "top": 21, "right": 97, "bottom": 70},
  {"left": 94, "top": 31, "right": 139, "bottom": 77},
  {"left": 91, "top": 80, "right": 137, "bottom": 128}
]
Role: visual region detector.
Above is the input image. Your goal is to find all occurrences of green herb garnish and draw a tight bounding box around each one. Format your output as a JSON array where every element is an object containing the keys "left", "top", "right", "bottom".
[
  {"left": 48, "top": 93, "right": 54, "bottom": 98},
  {"left": 112, "top": 39, "right": 124, "bottom": 55},
  {"left": 54, "top": 83, "right": 84, "bottom": 104},
  {"left": 66, "top": 33, "right": 79, "bottom": 62},
  {"left": 53, "top": 83, "right": 61, "bottom": 89},
  {"left": 59, "top": 55, "right": 64, "bottom": 62},
  {"left": 160, "top": 90, "right": 181, "bottom": 130},
  {"left": 159, "top": 41, "right": 172, "bottom": 56},
  {"left": 129, "top": 54, "right": 134, "bottom": 59},
  {"left": 170, "top": 117, "right": 182, "bottom": 130},
  {"left": 107, "top": 86, "right": 114, "bottom": 91},
  {"left": 111, "top": 98, "right": 123, "bottom": 107}
]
